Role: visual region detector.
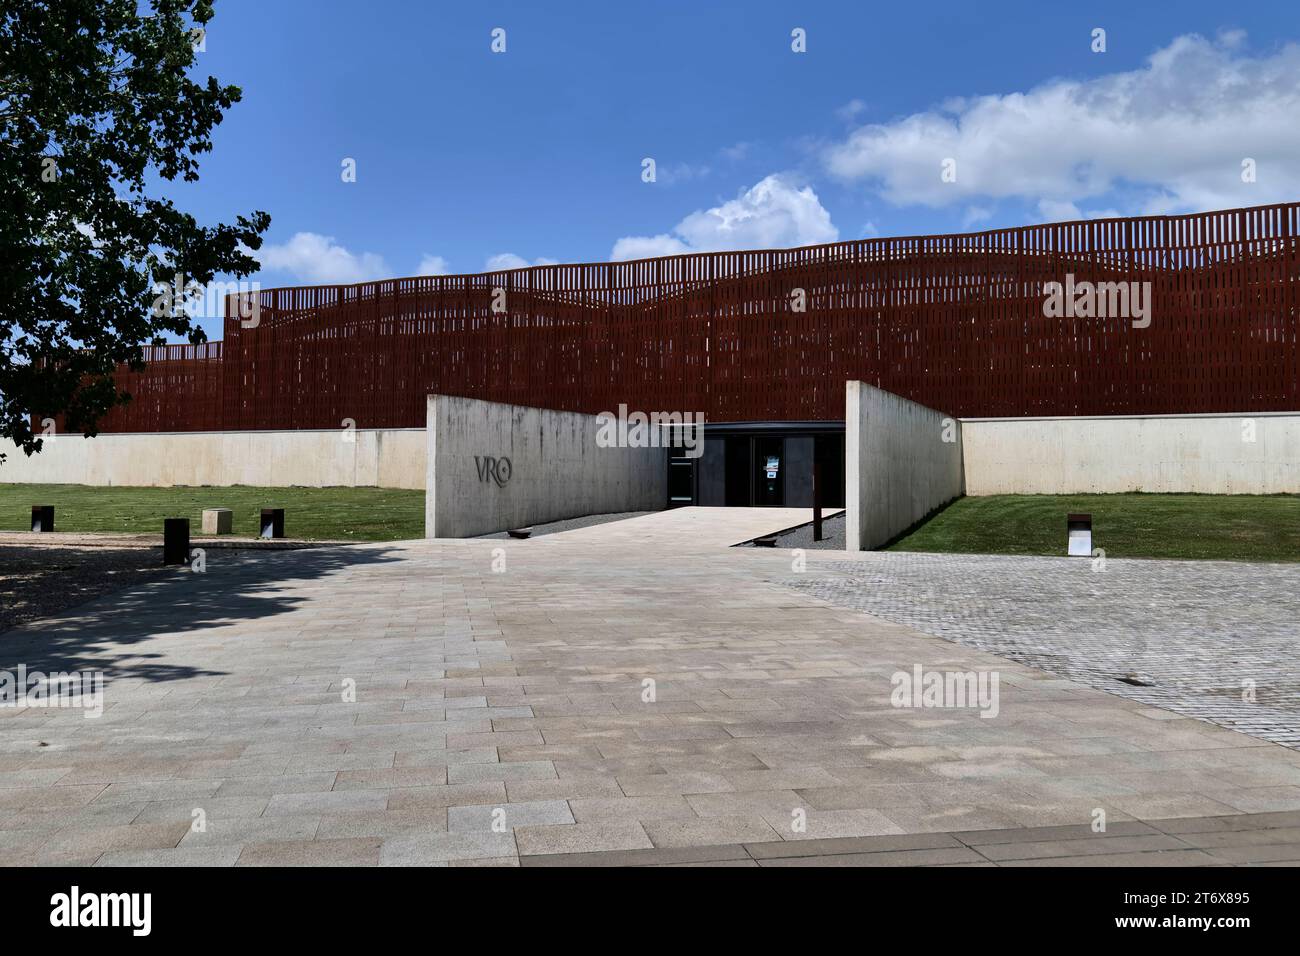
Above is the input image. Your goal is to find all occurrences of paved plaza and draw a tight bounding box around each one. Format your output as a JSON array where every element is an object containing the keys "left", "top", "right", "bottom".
[{"left": 2, "top": 508, "right": 1300, "bottom": 866}]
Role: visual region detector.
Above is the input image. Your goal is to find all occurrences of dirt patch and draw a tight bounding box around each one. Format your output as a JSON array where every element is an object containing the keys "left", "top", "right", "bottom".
[{"left": 0, "top": 543, "right": 177, "bottom": 634}]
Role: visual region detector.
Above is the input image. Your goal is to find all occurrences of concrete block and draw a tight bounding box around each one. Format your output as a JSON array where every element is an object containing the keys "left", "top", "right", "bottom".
[{"left": 201, "top": 508, "right": 233, "bottom": 535}]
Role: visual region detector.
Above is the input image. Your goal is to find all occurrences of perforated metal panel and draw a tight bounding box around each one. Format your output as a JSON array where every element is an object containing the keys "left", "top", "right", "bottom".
[{"left": 96, "top": 202, "right": 1300, "bottom": 432}]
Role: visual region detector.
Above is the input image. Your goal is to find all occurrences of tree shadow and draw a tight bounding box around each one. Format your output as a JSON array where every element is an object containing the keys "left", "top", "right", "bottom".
[{"left": 0, "top": 543, "right": 407, "bottom": 685}]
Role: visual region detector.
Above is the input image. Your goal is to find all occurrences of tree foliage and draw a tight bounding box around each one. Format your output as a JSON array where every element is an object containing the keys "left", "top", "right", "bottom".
[{"left": 0, "top": 0, "right": 269, "bottom": 460}]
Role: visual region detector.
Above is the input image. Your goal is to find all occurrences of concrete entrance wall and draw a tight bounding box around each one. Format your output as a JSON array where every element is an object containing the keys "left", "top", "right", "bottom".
[
  {"left": 425, "top": 395, "right": 667, "bottom": 538},
  {"left": 961, "top": 411, "right": 1300, "bottom": 495},
  {"left": 846, "top": 382, "right": 965, "bottom": 551},
  {"left": 0, "top": 428, "right": 425, "bottom": 488}
]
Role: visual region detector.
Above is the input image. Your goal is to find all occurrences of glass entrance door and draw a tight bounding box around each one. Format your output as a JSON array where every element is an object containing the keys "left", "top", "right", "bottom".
[{"left": 753, "top": 437, "right": 784, "bottom": 507}]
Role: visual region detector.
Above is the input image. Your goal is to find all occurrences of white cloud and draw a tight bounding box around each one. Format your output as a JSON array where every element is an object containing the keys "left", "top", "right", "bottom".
[
  {"left": 417, "top": 254, "right": 452, "bottom": 276},
  {"left": 483, "top": 253, "right": 559, "bottom": 272},
  {"left": 255, "top": 232, "right": 389, "bottom": 284},
  {"left": 823, "top": 32, "right": 1300, "bottom": 215},
  {"left": 611, "top": 174, "right": 838, "bottom": 261},
  {"left": 719, "top": 142, "right": 752, "bottom": 162},
  {"left": 608, "top": 234, "right": 691, "bottom": 260},
  {"left": 836, "top": 99, "right": 868, "bottom": 122},
  {"left": 658, "top": 161, "right": 712, "bottom": 185},
  {"left": 1035, "top": 199, "right": 1082, "bottom": 222}
]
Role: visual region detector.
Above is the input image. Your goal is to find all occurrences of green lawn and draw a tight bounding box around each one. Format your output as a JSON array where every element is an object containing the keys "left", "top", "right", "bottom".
[
  {"left": 886, "top": 493, "right": 1300, "bottom": 562},
  {"left": 6, "top": 484, "right": 1298, "bottom": 559},
  {"left": 0, "top": 483, "right": 425, "bottom": 541}
]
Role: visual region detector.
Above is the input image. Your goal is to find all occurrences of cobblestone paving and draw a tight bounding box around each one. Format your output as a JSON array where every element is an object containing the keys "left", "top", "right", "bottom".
[{"left": 784, "top": 552, "right": 1300, "bottom": 748}]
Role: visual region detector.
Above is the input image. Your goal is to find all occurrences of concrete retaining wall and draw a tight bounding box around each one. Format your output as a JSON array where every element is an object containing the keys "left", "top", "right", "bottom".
[
  {"left": 847, "top": 382, "right": 964, "bottom": 551},
  {"left": 962, "top": 412, "right": 1300, "bottom": 495},
  {"left": 426, "top": 395, "right": 667, "bottom": 538},
  {"left": 0, "top": 429, "right": 426, "bottom": 489}
]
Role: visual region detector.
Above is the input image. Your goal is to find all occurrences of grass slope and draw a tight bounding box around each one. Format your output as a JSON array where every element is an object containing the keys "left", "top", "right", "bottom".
[
  {"left": 886, "top": 493, "right": 1300, "bottom": 562},
  {"left": 0, "top": 483, "right": 425, "bottom": 542}
]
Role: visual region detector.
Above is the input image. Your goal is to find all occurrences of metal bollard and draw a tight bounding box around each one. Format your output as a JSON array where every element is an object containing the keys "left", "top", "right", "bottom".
[
  {"left": 260, "top": 508, "right": 285, "bottom": 540},
  {"left": 163, "top": 518, "right": 190, "bottom": 565},
  {"left": 1067, "top": 513, "right": 1093, "bottom": 556},
  {"left": 31, "top": 505, "right": 54, "bottom": 533},
  {"left": 813, "top": 462, "right": 823, "bottom": 542}
]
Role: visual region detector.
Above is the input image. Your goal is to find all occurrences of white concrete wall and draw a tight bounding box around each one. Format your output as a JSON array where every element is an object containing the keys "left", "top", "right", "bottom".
[
  {"left": 847, "top": 382, "right": 965, "bottom": 551},
  {"left": 0, "top": 429, "right": 426, "bottom": 489},
  {"left": 426, "top": 395, "right": 667, "bottom": 538},
  {"left": 961, "top": 412, "right": 1300, "bottom": 495}
]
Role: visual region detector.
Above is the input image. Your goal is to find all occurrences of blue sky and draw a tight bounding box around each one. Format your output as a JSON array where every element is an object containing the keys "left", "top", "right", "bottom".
[{"left": 177, "top": 0, "right": 1300, "bottom": 338}]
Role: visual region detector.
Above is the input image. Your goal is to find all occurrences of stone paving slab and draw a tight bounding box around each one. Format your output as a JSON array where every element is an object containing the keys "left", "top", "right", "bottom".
[
  {"left": 4, "top": 507, "right": 1300, "bottom": 866},
  {"left": 521, "top": 810, "right": 1300, "bottom": 867}
]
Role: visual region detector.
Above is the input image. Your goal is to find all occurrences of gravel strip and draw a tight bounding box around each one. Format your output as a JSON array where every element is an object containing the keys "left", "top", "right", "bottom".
[
  {"left": 0, "top": 531, "right": 350, "bottom": 550},
  {"left": 475, "top": 511, "right": 657, "bottom": 539},
  {"left": 736, "top": 511, "right": 846, "bottom": 549}
]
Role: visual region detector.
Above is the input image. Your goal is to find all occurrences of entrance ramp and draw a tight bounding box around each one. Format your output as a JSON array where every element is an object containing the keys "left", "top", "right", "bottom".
[{"left": 531, "top": 506, "right": 816, "bottom": 550}]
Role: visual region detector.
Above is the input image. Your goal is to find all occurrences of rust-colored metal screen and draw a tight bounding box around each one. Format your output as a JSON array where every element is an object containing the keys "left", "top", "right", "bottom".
[
  {"left": 98, "top": 202, "right": 1300, "bottom": 431},
  {"left": 103, "top": 341, "right": 225, "bottom": 431}
]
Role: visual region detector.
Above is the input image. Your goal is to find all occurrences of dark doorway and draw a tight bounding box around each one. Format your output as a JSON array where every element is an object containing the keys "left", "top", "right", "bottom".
[
  {"left": 667, "top": 448, "right": 694, "bottom": 508},
  {"left": 724, "top": 437, "right": 751, "bottom": 506}
]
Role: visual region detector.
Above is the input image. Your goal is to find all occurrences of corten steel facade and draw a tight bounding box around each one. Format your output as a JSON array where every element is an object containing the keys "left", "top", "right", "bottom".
[{"left": 98, "top": 202, "right": 1300, "bottom": 433}]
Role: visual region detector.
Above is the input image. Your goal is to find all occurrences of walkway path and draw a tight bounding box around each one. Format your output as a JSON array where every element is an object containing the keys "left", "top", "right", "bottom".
[{"left": 2, "top": 508, "right": 1298, "bottom": 866}]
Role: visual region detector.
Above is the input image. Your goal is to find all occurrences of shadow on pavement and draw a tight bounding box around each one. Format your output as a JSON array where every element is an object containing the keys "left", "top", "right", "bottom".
[{"left": 0, "top": 543, "right": 405, "bottom": 685}]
